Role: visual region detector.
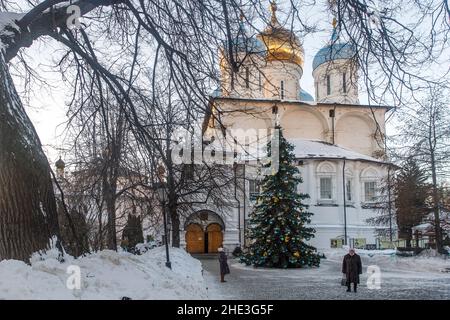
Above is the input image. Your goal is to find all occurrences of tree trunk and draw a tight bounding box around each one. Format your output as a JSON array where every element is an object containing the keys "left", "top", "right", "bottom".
[
  {"left": 166, "top": 136, "right": 180, "bottom": 247},
  {"left": 430, "top": 151, "right": 444, "bottom": 253},
  {"left": 0, "top": 53, "right": 61, "bottom": 262},
  {"left": 106, "top": 194, "right": 117, "bottom": 250},
  {"left": 170, "top": 204, "right": 180, "bottom": 248},
  {"left": 102, "top": 169, "right": 118, "bottom": 250},
  {"left": 405, "top": 231, "right": 412, "bottom": 249}
]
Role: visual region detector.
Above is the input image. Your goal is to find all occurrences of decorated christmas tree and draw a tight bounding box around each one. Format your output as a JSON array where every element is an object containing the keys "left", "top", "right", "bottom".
[{"left": 241, "top": 126, "right": 321, "bottom": 268}]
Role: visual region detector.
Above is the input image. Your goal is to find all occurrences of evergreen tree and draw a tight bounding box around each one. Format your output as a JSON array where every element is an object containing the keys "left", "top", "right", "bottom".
[
  {"left": 395, "top": 158, "right": 430, "bottom": 248},
  {"left": 121, "top": 214, "right": 144, "bottom": 252},
  {"left": 241, "top": 127, "right": 321, "bottom": 268}
]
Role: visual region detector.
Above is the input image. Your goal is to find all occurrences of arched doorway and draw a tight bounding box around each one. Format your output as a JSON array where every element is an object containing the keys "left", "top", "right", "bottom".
[
  {"left": 184, "top": 211, "right": 225, "bottom": 254},
  {"left": 207, "top": 223, "right": 223, "bottom": 253},
  {"left": 185, "top": 224, "right": 204, "bottom": 254}
]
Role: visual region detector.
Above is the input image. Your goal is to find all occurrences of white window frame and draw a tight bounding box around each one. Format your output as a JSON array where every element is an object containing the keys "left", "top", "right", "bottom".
[
  {"left": 249, "top": 179, "right": 262, "bottom": 202},
  {"left": 345, "top": 178, "right": 353, "bottom": 202},
  {"left": 319, "top": 176, "right": 333, "bottom": 200},
  {"left": 360, "top": 167, "right": 380, "bottom": 205},
  {"left": 316, "top": 162, "right": 336, "bottom": 204},
  {"left": 363, "top": 180, "right": 377, "bottom": 203}
]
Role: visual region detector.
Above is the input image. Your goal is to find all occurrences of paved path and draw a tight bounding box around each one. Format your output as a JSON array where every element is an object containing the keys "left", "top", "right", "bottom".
[{"left": 200, "top": 256, "right": 450, "bottom": 300}]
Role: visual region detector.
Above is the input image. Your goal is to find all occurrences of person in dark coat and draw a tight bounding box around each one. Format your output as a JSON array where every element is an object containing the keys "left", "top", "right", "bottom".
[
  {"left": 218, "top": 247, "right": 230, "bottom": 283},
  {"left": 342, "top": 248, "right": 362, "bottom": 292}
]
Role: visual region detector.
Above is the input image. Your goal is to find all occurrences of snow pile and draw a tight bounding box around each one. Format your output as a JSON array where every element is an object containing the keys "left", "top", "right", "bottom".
[
  {"left": 322, "top": 248, "right": 450, "bottom": 273},
  {"left": 0, "top": 247, "right": 207, "bottom": 300},
  {"left": 321, "top": 248, "right": 396, "bottom": 260}
]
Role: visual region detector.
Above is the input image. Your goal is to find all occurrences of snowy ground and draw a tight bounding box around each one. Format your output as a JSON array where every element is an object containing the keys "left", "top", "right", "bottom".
[
  {"left": 201, "top": 249, "right": 450, "bottom": 300},
  {"left": 0, "top": 247, "right": 207, "bottom": 300},
  {"left": 1, "top": 247, "right": 448, "bottom": 300}
]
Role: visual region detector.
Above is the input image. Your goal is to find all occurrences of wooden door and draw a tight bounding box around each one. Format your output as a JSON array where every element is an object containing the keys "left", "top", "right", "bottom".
[
  {"left": 185, "top": 224, "right": 204, "bottom": 253},
  {"left": 207, "top": 223, "right": 223, "bottom": 253}
]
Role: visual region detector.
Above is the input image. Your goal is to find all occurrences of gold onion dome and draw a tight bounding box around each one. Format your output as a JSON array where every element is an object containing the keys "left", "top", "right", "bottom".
[{"left": 258, "top": 1, "right": 304, "bottom": 67}]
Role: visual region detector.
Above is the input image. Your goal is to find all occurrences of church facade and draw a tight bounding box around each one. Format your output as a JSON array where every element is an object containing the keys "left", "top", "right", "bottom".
[{"left": 180, "top": 5, "right": 394, "bottom": 253}]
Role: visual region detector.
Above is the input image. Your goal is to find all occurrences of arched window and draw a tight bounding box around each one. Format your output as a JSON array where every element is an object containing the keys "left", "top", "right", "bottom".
[
  {"left": 245, "top": 67, "right": 250, "bottom": 88},
  {"left": 342, "top": 72, "right": 347, "bottom": 93},
  {"left": 316, "top": 162, "right": 336, "bottom": 203},
  {"left": 231, "top": 72, "right": 235, "bottom": 90},
  {"left": 360, "top": 167, "right": 379, "bottom": 203},
  {"left": 344, "top": 169, "right": 353, "bottom": 202},
  {"left": 258, "top": 72, "right": 262, "bottom": 91},
  {"left": 326, "top": 75, "right": 331, "bottom": 95}
]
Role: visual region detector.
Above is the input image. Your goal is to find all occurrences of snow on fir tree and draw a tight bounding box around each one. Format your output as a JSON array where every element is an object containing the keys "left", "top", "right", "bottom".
[{"left": 241, "top": 126, "right": 321, "bottom": 268}]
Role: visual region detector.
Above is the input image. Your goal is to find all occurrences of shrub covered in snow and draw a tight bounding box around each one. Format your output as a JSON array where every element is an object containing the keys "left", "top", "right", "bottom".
[{"left": 134, "top": 241, "right": 159, "bottom": 255}]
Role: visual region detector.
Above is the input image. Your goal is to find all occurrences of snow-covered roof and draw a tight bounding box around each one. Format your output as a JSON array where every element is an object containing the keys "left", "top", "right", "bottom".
[
  {"left": 288, "top": 139, "right": 386, "bottom": 164},
  {"left": 237, "top": 139, "right": 388, "bottom": 164},
  {"left": 412, "top": 223, "right": 432, "bottom": 231}
]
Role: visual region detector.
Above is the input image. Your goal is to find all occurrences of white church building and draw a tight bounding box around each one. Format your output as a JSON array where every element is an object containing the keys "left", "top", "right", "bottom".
[{"left": 180, "top": 5, "right": 394, "bottom": 253}]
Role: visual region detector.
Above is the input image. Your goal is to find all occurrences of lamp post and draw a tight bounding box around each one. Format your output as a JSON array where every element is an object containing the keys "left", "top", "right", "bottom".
[
  {"left": 154, "top": 181, "right": 171, "bottom": 269},
  {"left": 342, "top": 158, "right": 348, "bottom": 246}
]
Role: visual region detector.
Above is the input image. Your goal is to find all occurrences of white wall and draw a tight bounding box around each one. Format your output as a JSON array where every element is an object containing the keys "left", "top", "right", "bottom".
[
  {"left": 312, "top": 59, "right": 359, "bottom": 104},
  {"left": 210, "top": 100, "right": 387, "bottom": 158}
]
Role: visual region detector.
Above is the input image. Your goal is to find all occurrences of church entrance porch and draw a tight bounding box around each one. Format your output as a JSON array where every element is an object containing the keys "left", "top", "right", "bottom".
[{"left": 184, "top": 211, "right": 225, "bottom": 254}]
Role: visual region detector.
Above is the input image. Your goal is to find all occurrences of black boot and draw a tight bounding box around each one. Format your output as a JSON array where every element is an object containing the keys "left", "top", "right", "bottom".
[
  {"left": 353, "top": 284, "right": 357, "bottom": 293},
  {"left": 346, "top": 285, "right": 351, "bottom": 292}
]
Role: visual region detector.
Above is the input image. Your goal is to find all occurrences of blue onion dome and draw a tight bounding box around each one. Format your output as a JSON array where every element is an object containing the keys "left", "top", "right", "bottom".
[
  {"left": 225, "top": 13, "right": 266, "bottom": 56},
  {"left": 211, "top": 87, "right": 222, "bottom": 97},
  {"left": 299, "top": 88, "right": 314, "bottom": 101},
  {"left": 312, "top": 19, "right": 356, "bottom": 71}
]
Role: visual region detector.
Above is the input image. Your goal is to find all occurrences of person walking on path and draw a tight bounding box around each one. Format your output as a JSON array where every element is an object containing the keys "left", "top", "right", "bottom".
[
  {"left": 342, "top": 248, "right": 362, "bottom": 292},
  {"left": 218, "top": 247, "right": 230, "bottom": 283}
]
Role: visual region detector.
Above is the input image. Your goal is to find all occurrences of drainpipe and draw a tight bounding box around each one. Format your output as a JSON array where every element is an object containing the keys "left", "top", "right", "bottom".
[
  {"left": 234, "top": 163, "right": 241, "bottom": 246},
  {"left": 383, "top": 117, "right": 393, "bottom": 243},
  {"left": 243, "top": 164, "right": 247, "bottom": 248},
  {"left": 329, "top": 104, "right": 337, "bottom": 144},
  {"left": 342, "top": 158, "right": 348, "bottom": 245},
  {"left": 387, "top": 165, "right": 393, "bottom": 242}
]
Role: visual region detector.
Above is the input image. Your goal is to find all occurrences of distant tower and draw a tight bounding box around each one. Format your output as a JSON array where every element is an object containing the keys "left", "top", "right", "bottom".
[
  {"left": 257, "top": 1, "right": 304, "bottom": 100},
  {"left": 218, "top": 2, "right": 309, "bottom": 101},
  {"left": 55, "top": 157, "right": 65, "bottom": 179},
  {"left": 312, "top": 18, "right": 359, "bottom": 104},
  {"left": 218, "top": 11, "right": 266, "bottom": 98}
]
